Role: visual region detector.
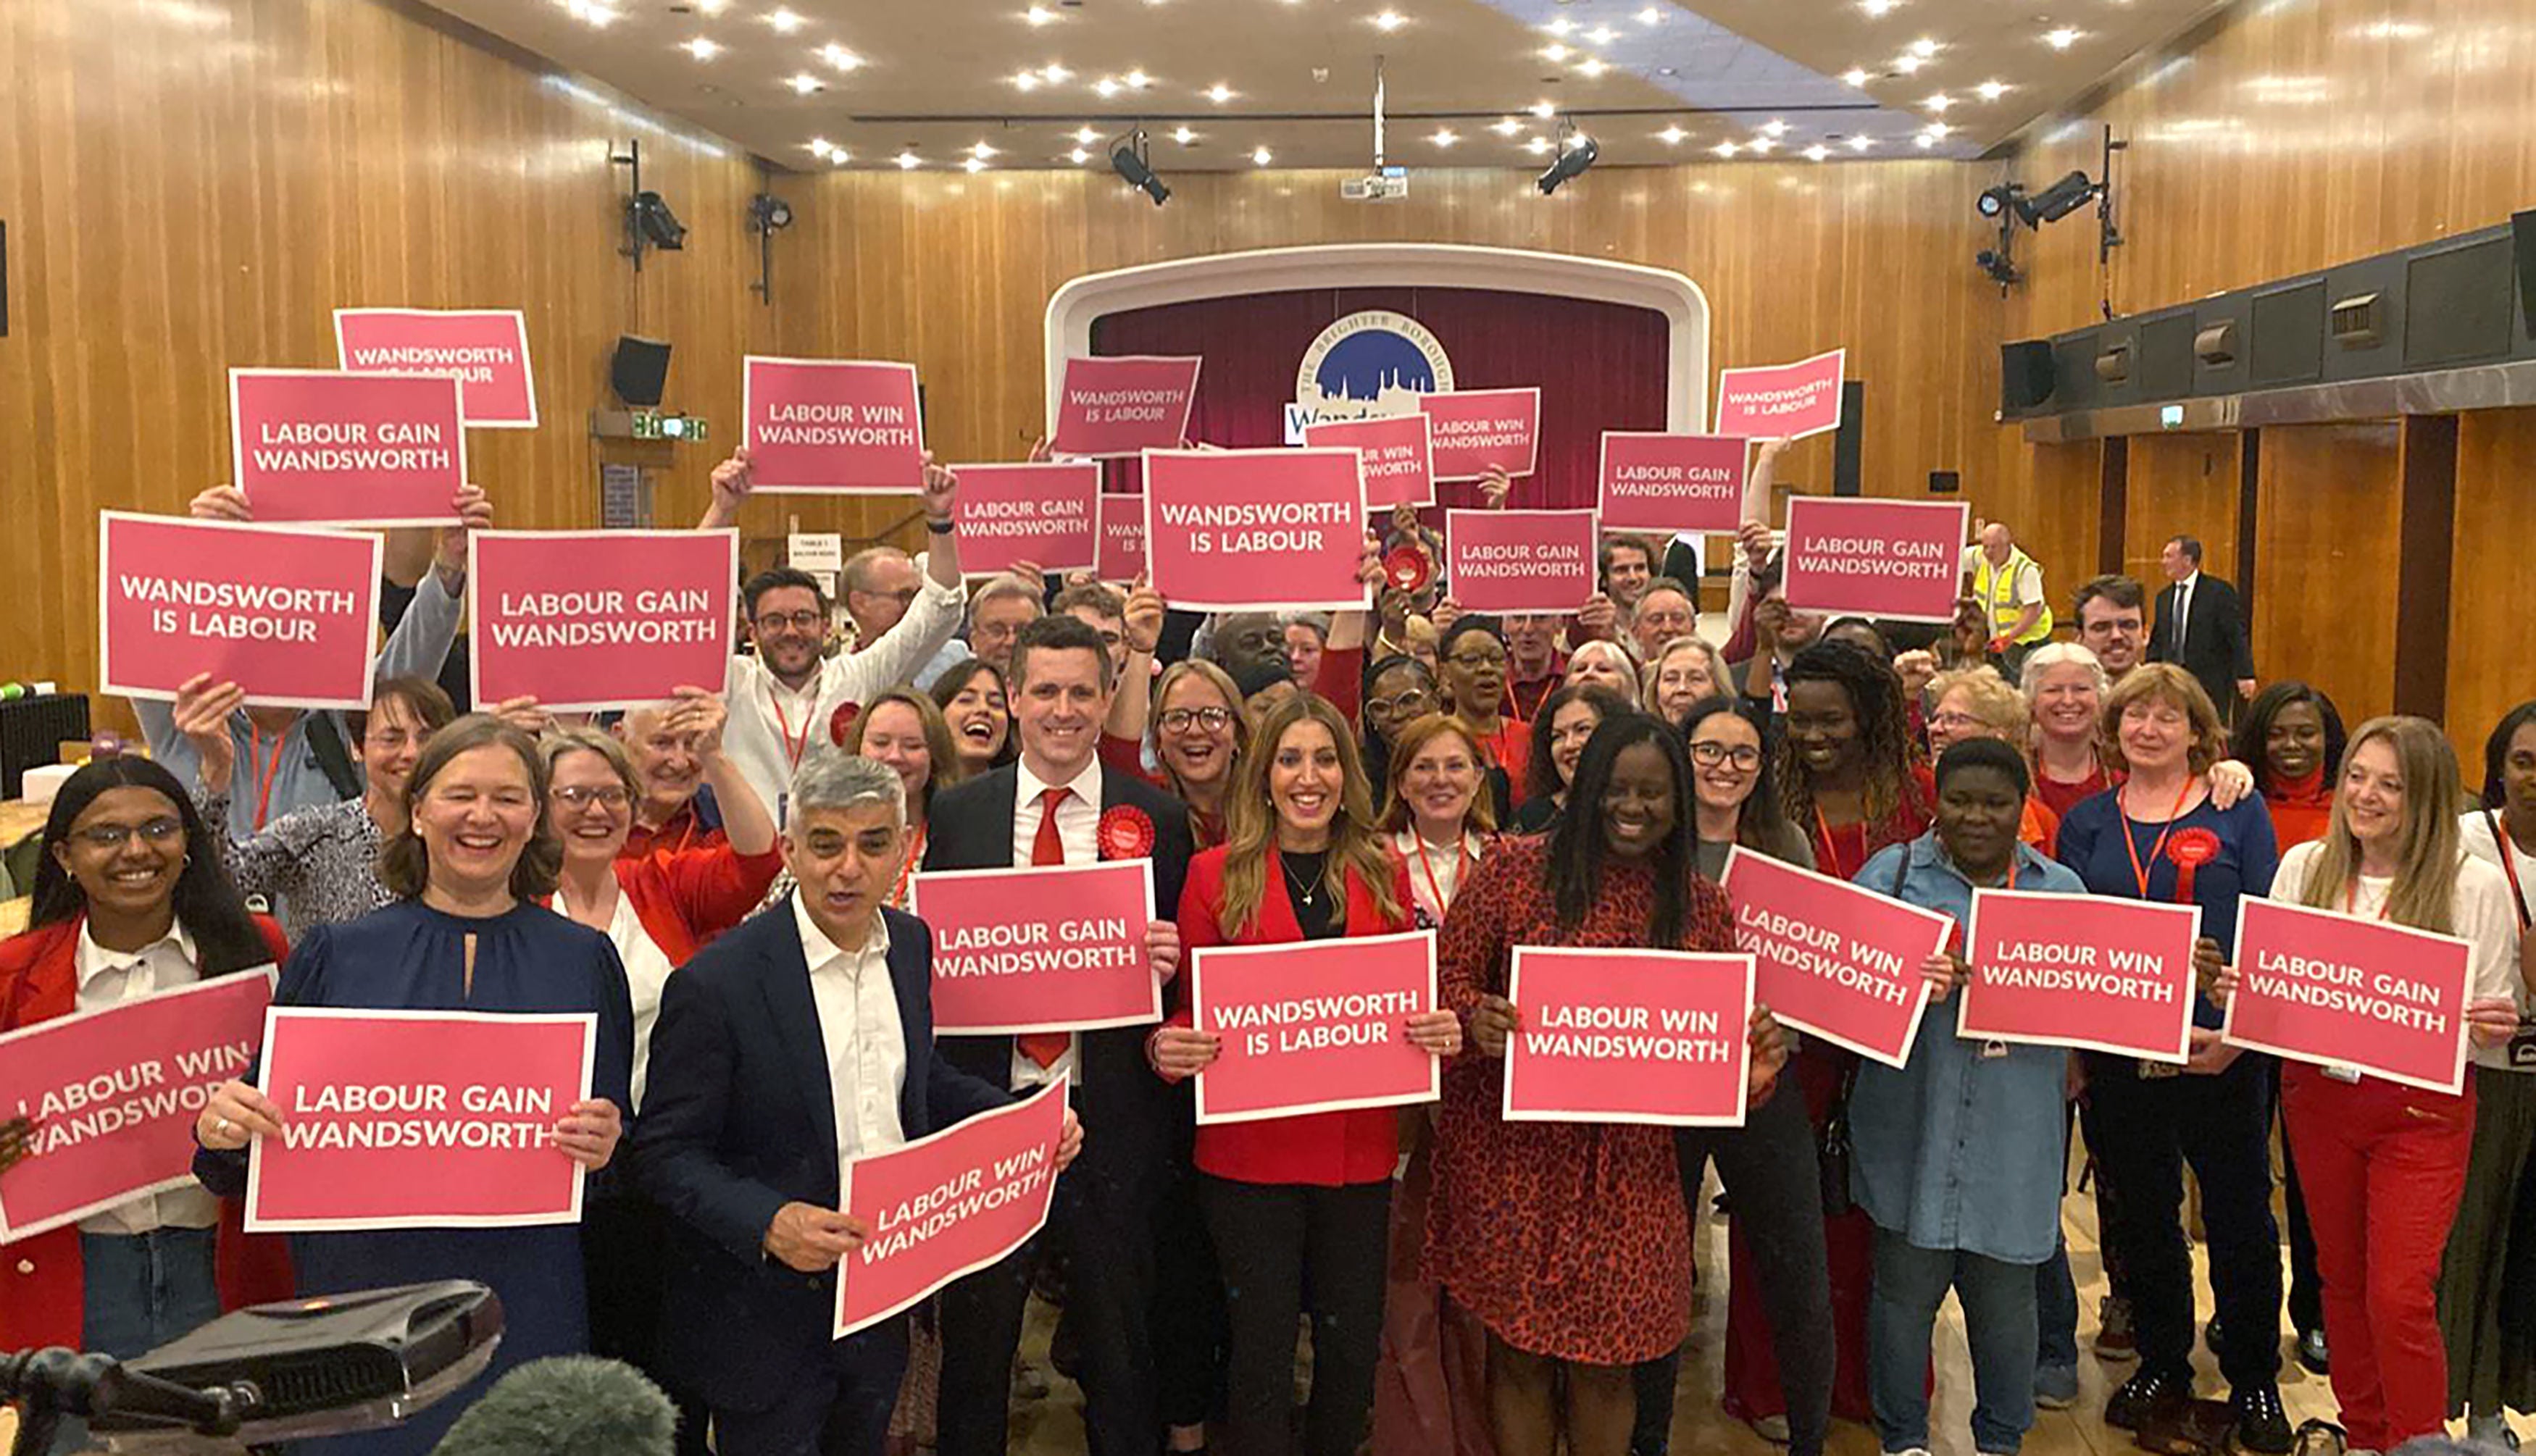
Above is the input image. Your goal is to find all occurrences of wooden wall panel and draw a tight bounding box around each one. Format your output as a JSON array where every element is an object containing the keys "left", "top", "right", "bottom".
[
  {"left": 2250, "top": 424, "right": 2403, "bottom": 727},
  {"left": 2445, "top": 407, "right": 2536, "bottom": 763},
  {"left": 2124, "top": 433, "right": 2243, "bottom": 586}
]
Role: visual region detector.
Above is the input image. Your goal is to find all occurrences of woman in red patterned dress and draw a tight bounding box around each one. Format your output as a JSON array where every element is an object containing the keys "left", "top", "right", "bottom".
[{"left": 1426, "top": 711, "right": 1789, "bottom": 1456}]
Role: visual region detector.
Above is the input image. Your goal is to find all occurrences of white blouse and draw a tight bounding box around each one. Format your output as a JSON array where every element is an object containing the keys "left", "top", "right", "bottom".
[{"left": 2271, "top": 840, "right": 2524, "bottom": 1074}]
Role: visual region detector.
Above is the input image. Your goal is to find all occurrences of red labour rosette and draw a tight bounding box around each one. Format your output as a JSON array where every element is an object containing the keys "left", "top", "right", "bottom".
[
  {"left": 2167, "top": 827, "right": 2222, "bottom": 903},
  {"left": 1098, "top": 803, "right": 1156, "bottom": 861}
]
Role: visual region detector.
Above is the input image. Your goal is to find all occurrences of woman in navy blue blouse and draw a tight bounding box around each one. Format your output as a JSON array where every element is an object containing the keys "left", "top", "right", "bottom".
[{"left": 2054, "top": 664, "right": 2290, "bottom": 1454}]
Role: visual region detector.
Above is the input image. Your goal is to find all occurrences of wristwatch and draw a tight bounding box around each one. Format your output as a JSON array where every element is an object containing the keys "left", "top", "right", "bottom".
[{"left": 925, "top": 516, "right": 956, "bottom": 535}]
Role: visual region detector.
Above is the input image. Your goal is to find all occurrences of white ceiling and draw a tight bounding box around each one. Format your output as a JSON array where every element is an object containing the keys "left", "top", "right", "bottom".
[{"left": 420, "top": 0, "right": 2227, "bottom": 170}]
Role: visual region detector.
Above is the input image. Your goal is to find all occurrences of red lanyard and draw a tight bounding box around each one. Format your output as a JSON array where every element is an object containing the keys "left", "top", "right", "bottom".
[
  {"left": 246, "top": 728, "right": 287, "bottom": 830},
  {"left": 2342, "top": 876, "right": 2393, "bottom": 922},
  {"left": 890, "top": 823, "right": 928, "bottom": 908},
  {"left": 1412, "top": 832, "right": 1472, "bottom": 916},
  {"left": 2487, "top": 810, "right": 2532, "bottom": 930},
  {"left": 766, "top": 685, "right": 815, "bottom": 771},
  {"left": 2119, "top": 775, "right": 2196, "bottom": 900},
  {"left": 1506, "top": 676, "right": 1554, "bottom": 724}
]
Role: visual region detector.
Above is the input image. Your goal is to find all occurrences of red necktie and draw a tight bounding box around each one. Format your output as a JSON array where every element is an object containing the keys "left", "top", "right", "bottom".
[{"left": 1019, "top": 787, "right": 1071, "bottom": 1068}]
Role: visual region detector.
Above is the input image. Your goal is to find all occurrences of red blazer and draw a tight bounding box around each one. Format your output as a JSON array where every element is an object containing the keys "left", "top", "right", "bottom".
[
  {"left": 1172, "top": 844, "right": 1419, "bottom": 1187},
  {"left": 586, "top": 843, "right": 785, "bottom": 965},
  {"left": 0, "top": 915, "right": 296, "bottom": 1350}
]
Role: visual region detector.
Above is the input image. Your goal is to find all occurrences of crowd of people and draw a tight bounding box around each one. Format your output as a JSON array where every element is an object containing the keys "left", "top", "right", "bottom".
[{"left": 2, "top": 436, "right": 2532, "bottom": 1456}]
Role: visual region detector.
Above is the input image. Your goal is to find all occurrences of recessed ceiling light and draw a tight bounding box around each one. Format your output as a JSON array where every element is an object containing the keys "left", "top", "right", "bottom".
[
  {"left": 1530, "top": 99, "right": 1556, "bottom": 117},
  {"left": 1127, "top": 69, "right": 1152, "bottom": 87},
  {"left": 1544, "top": 17, "right": 1573, "bottom": 35},
  {"left": 1976, "top": 79, "right": 2010, "bottom": 100},
  {"left": 764, "top": 7, "right": 803, "bottom": 32},
  {"left": 896, "top": 151, "right": 922, "bottom": 168},
  {"left": 1013, "top": 70, "right": 1040, "bottom": 90},
  {"left": 1492, "top": 116, "right": 1522, "bottom": 135},
  {"left": 1842, "top": 67, "right": 1872, "bottom": 85},
  {"left": 1431, "top": 127, "right": 1459, "bottom": 146},
  {"left": 1025, "top": 4, "right": 1056, "bottom": 25},
  {"left": 1578, "top": 57, "right": 1607, "bottom": 77},
  {"left": 1094, "top": 78, "right": 1121, "bottom": 98},
  {"left": 1657, "top": 124, "right": 1687, "bottom": 144},
  {"left": 1542, "top": 43, "right": 1570, "bottom": 61},
  {"left": 1749, "top": 135, "right": 1777, "bottom": 153},
  {"left": 964, "top": 156, "right": 987, "bottom": 173},
  {"left": 807, "top": 136, "right": 833, "bottom": 155},
  {"left": 567, "top": 2, "right": 617, "bottom": 26},
  {"left": 1251, "top": 145, "right": 1273, "bottom": 164},
  {"left": 972, "top": 141, "right": 998, "bottom": 158},
  {"left": 1072, "top": 125, "right": 1101, "bottom": 143},
  {"left": 1069, "top": 146, "right": 1091, "bottom": 162},
  {"left": 1925, "top": 121, "right": 1952, "bottom": 137},
  {"left": 831, "top": 150, "right": 850, "bottom": 165},
  {"left": 1848, "top": 133, "right": 1876, "bottom": 150},
  {"left": 1861, "top": 0, "right": 1898, "bottom": 14},
  {"left": 681, "top": 36, "right": 721, "bottom": 59},
  {"left": 1586, "top": 23, "right": 1616, "bottom": 42},
  {"left": 1915, "top": 133, "right": 1936, "bottom": 148},
  {"left": 1041, "top": 62, "right": 1071, "bottom": 82},
  {"left": 1803, "top": 143, "right": 1830, "bottom": 160},
  {"left": 2044, "top": 25, "right": 2082, "bottom": 48},
  {"left": 820, "top": 44, "right": 862, "bottom": 70},
  {"left": 1712, "top": 141, "right": 1740, "bottom": 156},
  {"left": 1172, "top": 125, "right": 1196, "bottom": 143},
  {"left": 1894, "top": 53, "right": 1926, "bottom": 73},
  {"left": 1909, "top": 36, "right": 1940, "bottom": 57},
  {"left": 1759, "top": 119, "right": 1789, "bottom": 136},
  {"left": 1206, "top": 81, "right": 1234, "bottom": 103},
  {"left": 1925, "top": 92, "right": 1951, "bottom": 111},
  {"left": 1638, "top": 5, "right": 1661, "bottom": 21},
  {"left": 693, "top": 0, "right": 726, "bottom": 12},
  {"left": 786, "top": 72, "right": 820, "bottom": 93},
  {"left": 1372, "top": 9, "right": 1406, "bottom": 30},
  {"left": 1525, "top": 135, "right": 1553, "bottom": 154}
]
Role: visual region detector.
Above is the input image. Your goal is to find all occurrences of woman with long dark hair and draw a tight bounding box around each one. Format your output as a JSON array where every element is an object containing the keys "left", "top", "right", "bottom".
[
  {"left": 2231, "top": 681, "right": 2348, "bottom": 853},
  {"left": 931, "top": 658, "right": 1017, "bottom": 777},
  {"left": 0, "top": 756, "right": 293, "bottom": 1399},
  {"left": 1426, "top": 713, "right": 1788, "bottom": 1456},
  {"left": 1510, "top": 685, "right": 1629, "bottom": 834}
]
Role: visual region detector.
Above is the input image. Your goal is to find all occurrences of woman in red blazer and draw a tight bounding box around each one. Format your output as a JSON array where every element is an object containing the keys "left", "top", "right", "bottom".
[
  {"left": 1149, "top": 693, "right": 1462, "bottom": 1456},
  {"left": 0, "top": 755, "right": 292, "bottom": 1362}
]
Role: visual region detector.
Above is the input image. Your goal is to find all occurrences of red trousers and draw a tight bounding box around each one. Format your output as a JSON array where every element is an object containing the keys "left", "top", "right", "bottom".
[{"left": 2282, "top": 1062, "right": 2477, "bottom": 1452}]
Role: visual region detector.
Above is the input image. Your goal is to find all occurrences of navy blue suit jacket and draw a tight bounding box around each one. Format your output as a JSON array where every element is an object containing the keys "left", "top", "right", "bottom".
[{"left": 630, "top": 898, "right": 1011, "bottom": 1405}]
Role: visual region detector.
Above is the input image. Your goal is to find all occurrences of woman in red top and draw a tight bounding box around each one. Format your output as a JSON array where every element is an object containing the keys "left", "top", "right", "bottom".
[
  {"left": 2022, "top": 643, "right": 2115, "bottom": 821},
  {"left": 1427, "top": 711, "right": 1788, "bottom": 1456},
  {"left": 2231, "top": 681, "right": 2346, "bottom": 852},
  {"left": 0, "top": 756, "right": 293, "bottom": 1384},
  {"left": 1437, "top": 619, "right": 1532, "bottom": 806},
  {"left": 1151, "top": 693, "right": 1461, "bottom": 1456}
]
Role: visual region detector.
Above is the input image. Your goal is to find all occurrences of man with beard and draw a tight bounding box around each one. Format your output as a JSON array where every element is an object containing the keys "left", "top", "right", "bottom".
[{"left": 2074, "top": 574, "right": 2150, "bottom": 684}]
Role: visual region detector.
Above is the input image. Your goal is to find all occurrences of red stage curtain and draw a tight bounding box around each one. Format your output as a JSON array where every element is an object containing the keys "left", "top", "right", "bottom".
[{"left": 1092, "top": 285, "right": 1671, "bottom": 512}]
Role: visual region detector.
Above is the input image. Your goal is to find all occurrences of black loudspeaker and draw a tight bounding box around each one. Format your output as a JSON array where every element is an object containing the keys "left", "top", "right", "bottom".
[
  {"left": 1, "top": 219, "right": 9, "bottom": 338},
  {"left": 609, "top": 334, "right": 672, "bottom": 407},
  {"left": 1832, "top": 381, "right": 1864, "bottom": 497},
  {"left": 2001, "top": 339, "right": 2054, "bottom": 414},
  {"left": 2514, "top": 209, "right": 2535, "bottom": 337}
]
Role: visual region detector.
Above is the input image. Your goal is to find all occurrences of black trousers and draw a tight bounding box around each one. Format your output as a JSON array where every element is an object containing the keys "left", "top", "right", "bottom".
[
  {"left": 936, "top": 1120, "right": 1161, "bottom": 1456},
  {"left": 2081, "top": 1050, "right": 2283, "bottom": 1390},
  {"left": 1631, "top": 1081, "right": 1837, "bottom": 1456},
  {"left": 712, "top": 1318, "right": 909, "bottom": 1456},
  {"left": 1199, "top": 1176, "right": 1391, "bottom": 1456},
  {"left": 582, "top": 1196, "right": 712, "bottom": 1456},
  {"left": 1152, "top": 1157, "right": 1229, "bottom": 1428}
]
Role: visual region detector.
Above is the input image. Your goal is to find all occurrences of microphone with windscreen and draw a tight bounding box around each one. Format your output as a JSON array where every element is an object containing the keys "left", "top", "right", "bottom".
[{"left": 425, "top": 1357, "right": 677, "bottom": 1456}]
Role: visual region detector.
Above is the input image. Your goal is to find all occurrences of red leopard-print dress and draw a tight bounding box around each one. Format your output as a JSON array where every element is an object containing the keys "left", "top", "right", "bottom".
[{"left": 1421, "top": 834, "right": 1731, "bottom": 1365}]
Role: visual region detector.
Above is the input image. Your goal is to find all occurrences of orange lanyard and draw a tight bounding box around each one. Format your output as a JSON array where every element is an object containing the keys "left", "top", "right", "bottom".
[
  {"left": 246, "top": 728, "right": 287, "bottom": 830},
  {"left": 766, "top": 685, "right": 815, "bottom": 771},
  {"left": 890, "top": 823, "right": 928, "bottom": 908},
  {"left": 2119, "top": 775, "right": 2196, "bottom": 900},
  {"left": 2342, "top": 875, "right": 2393, "bottom": 922},
  {"left": 1412, "top": 832, "right": 1472, "bottom": 916}
]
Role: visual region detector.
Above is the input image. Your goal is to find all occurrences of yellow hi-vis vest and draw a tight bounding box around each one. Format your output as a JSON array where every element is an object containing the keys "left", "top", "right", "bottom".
[{"left": 1972, "top": 547, "right": 2053, "bottom": 645}]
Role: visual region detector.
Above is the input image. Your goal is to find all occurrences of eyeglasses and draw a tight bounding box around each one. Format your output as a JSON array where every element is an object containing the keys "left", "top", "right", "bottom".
[
  {"left": 1446, "top": 649, "right": 1507, "bottom": 671},
  {"left": 1159, "top": 706, "right": 1234, "bottom": 735},
  {"left": 72, "top": 818, "right": 185, "bottom": 850},
  {"left": 1688, "top": 742, "right": 1763, "bottom": 770},
  {"left": 1366, "top": 689, "right": 1435, "bottom": 718},
  {"left": 553, "top": 785, "right": 631, "bottom": 809},
  {"left": 754, "top": 611, "right": 825, "bottom": 633},
  {"left": 1928, "top": 711, "right": 1985, "bottom": 732}
]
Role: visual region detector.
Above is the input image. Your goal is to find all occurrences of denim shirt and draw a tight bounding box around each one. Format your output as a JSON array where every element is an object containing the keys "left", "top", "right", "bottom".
[{"left": 1849, "top": 831, "right": 2086, "bottom": 1265}]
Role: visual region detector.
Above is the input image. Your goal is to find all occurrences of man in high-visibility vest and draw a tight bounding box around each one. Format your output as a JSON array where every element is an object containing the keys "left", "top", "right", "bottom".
[{"left": 1962, "top": 520, "right": 2053, "bottom": 675}]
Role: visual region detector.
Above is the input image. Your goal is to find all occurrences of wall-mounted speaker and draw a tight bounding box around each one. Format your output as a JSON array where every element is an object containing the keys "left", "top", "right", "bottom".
[
  {"left": 2404, "top": 232, "right": 2515, "bottom": 369},
  {"left": 2094, "top": 343, "right": 2132, "bottom": 385},
  {"left": 2514, "top": 208, "right": 2535, "bottom": 338},
  {"left": 610, "top": 335, "right": 672, "bottom": 407},
  {"left": 2000, "top": 340, "right": 2054, "bottom": 414},
  {"left": 2194, "top": 321, "right": 2238, "bottom": 368},
  {"left": 1, "top": 219, "right": 9, "bottom": 339}
]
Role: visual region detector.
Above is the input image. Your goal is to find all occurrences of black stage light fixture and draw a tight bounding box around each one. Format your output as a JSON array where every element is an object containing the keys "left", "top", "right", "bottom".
[
  {"left": 747, "top": 193, "right": 793, "bottom": 233},
  {"left": 1111, "top": 130, "right": 1169, "bottom": 206},
  {"left": 2021, "top": 169, "right": 2099, "bottom": 225},
  {"left": 1977, "top": 183, "right": 2024, "bottom": 220},
  {"left": 632, "top": 189, "right": 687, "bottom": 249},
  {"left": 1537, "top": 130, "right": 1598, "bottom": 195},
  {"left": 1976, "top": 247, "right": 2022, "bottom": 287}
]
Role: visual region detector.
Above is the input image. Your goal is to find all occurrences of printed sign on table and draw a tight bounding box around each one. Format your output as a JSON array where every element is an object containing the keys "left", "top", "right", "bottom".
[
  {"left": 333, "top": 309, "right": 538, "bottom": 429},
  {"left": 743, "top": 356, "right": 925, "bottom": 493},
  {"left": 1780, "top": 496, "right": 1969, "bottom": 624},
  {"left": 1597, "top": 432, "right": 1748, "bottom": 536},
  {"left": 1443, "top": 509, "right": 1599, "bottom": 614},
  {"left": 0, "top": 973, "right": 274, "bottom": 1244},
  {"left": 2224, "top": 898, "right": 2475, "bottom": 1094},
  {"left": 835, "top": 1079, "right": 1069, "bottom": 1338},
  {"left": 1051, "top": 356, "right": 1202, "bottom": 459},
  {"left": 1502, "top": 949, "right": 1755, "bottom": 1126},
  {"left": 950, "top": 462, "right": 1101, "bottom": 576},
  {"left": 1141, "top": 448, "right": 1367, "bottom": 612},
  {"left": 1305, "top": 412, "right": 1436, "bottom": 511},
  {"left": 1714, "top": 348, "right": 1846, "bottom": 440},
  {"left": 246, "top": 1008, "right": 596, "bottom": 1232},
  {"left": 1959, "top": 890, "right": 2202, "bottom": 1063},
  {"left": 469, "top": 530, "right": 736, "bottom": 712},
  {"left": 100, "top": 513, "right": 383, "bottom": 711},
  {"left": 1190, "top": 931, "right": 1438, "bottom": 1126},
  {"left": 911, "top": 861, "right": 1159, "bottom": 1035},
  {"left": 1419, "top": 388, "right": 1541, "bottom": 481},
  {"left": 229, "top": 369, "right": 466, "bottom": 526},
  {"left": 1722, "top": 847, "right": 1952, "bottom": 1068},
  {"left": 1098, "top": 494, "right": 1148, "bottom": 583}
]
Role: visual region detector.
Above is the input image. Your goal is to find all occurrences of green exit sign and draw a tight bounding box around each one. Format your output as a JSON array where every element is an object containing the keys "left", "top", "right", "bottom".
[{"left": 630, "top": 411, "right": 708, "bottom": 442}]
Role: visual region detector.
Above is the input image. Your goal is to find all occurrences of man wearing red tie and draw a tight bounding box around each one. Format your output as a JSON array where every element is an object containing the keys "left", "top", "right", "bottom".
[{"left": 925, "top": 613, "right": 1196, "bottom": 1456}]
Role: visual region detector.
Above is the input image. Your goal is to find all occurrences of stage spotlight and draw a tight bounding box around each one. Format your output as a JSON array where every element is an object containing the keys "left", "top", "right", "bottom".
[
  {"left": 1110, "top": 130, "right": 1170, "bottom": 205},
  {"left": 1536, "top": 133, "right": 1599, "bottom": 195},
  {"left": 1976, "top": 183, "right": 2023, "bottom": 220},
  {"left": 746, "top": 193, "right": 793, "bottom": 233},
  {"left": 632, "top": 190, "right": 687, "bottom": 249},
  {"left": 1976, "top": 247, "right": 2022, "bottom": 286},
  {"left": 2021, "top": 169, "right": 2098, "bottom": 225}
]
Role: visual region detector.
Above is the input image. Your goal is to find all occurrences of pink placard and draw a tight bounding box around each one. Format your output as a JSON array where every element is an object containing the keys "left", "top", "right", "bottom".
[
  {"left": 468, "top": 530, "right": 738, "bottom": 712},
  {"left": 99, "top": 513, "right": 383, "bottom": 711},
  {"left": 1501, "top": 950, "right": 1755, "bottom": 1126},
  {"left": 246, "top": 1008, "right": 596, "bottom": 1232},
  {"left": 1443, "top": 509, "right": 1598, "bottom": 614},
  {"left": 228, "top": 369, "right": 467, "bottom": 525},
  {"left": 333, "top": 309, "right": 538, "bottom": 429},
  {"left": 1722, "top": 847, "right": 1952, "bottom": 1068},
  {"left": 1780, "top": 497, "right": 1969, "bottom": 624},
  {"left": 1714, "top": 348, "right": 1846, "bottom": 440},
  {"left": 1190, "top": 931, "right": 1439, "bottom": 1126},
  {"left": 743, "top": 356, "right": 925, "bottom": 493},
  {"left": 1597, "top": 432, "right": 1749, "bottom": 535},
  {"left": 1419, "top": 388, "right": 1541, "bottom": 481},
  {"left": 950, "top": 462, "right": 1101, "bottom": 576},
  {"left": 0, "top": 973, "right": 275, "bottom": 1244},
  {"left": 1304, "top": 413, "right": 1436, "bottom": 511},
  {"left": 2224, "top": 898, "right": 2476, "bottom": 1095},
  {"left": 1959, "top": 890, "right": 2203, "bottom": 1063},
  {"left": 1051, "top": 356, "right": 1201, "bottom": 459},
  {"left": 911, "top": 861, "right": 1159, "bottom": 1035},
  {"left": 835, "top": 1079, "right": 1069, "bottom": 1338},
  {"left": 1098, "top": 494, "right": 1148, "bottom": 584},
  {"left": 1141, "top": 448, "right": 1367, "bottom": 612}
]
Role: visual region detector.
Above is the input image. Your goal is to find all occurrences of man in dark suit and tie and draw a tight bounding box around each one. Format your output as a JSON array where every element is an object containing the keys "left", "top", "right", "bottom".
[
  {"left": 2149, "top": 535, "right": 2258, "bottom": 721},
  {"left": 925, "top": 613, "right": 1196, "bottom": 1456},
  {"left": 632, "top": 752, "right": 1082, "bottom": 1456}
]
